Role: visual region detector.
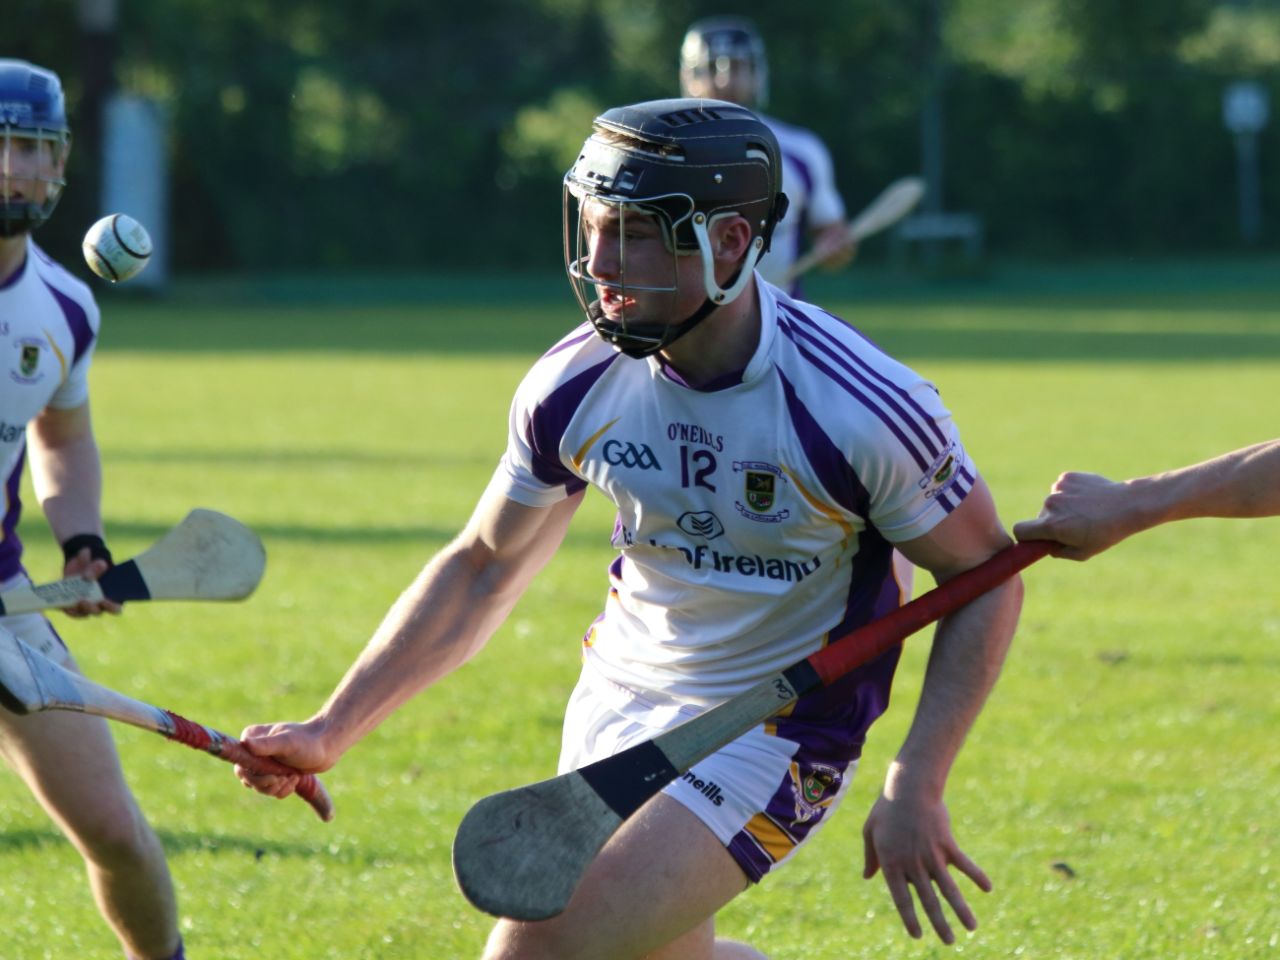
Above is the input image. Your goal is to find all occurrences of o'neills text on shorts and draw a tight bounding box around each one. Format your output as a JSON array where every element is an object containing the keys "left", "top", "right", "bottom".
[{"left": 682, "top": 770, "right": 725, "bottom": 806}]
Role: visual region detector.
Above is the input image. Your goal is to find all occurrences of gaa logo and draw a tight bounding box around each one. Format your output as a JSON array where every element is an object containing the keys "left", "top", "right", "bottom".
[{"left": 603, "top": 439, "right": 662, "bottom": 470}]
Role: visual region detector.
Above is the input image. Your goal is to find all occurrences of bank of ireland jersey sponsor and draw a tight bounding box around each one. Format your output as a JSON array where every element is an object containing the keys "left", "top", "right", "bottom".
[{"left": 565, "top": 359, "right": 865, "bottom": 698}]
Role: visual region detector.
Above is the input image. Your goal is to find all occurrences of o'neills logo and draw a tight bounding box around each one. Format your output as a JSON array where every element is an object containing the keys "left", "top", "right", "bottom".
[{"left": 682, "top": 770, "right": 725, "bottom": 807}]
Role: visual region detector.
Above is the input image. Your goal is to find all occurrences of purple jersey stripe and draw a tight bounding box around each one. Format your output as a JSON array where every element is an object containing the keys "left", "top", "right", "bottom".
[
  {"left": 782, "top": 151, "right": 815, "bottom": 297},
  {"left": 781, "top": 304, "right": 951, "bottom": 451},
  {"left": 778, "top": 321, "right": 932, "bottom": 471},
  {"left": 544, "top": 325, "right": 597, "bottom": 359},
  {"left": 774, "top": 526, "right": 902, "bottom": 752},
  {"left": 726, "top": 829, "right": 776, "bottom": 883},
  {"left": 936, "top": 466, "right": 978, "bottom": 514},
  {"left": 779, "top": 306, "right": 947, "bottom": 459},
  {"left": 777, "top": 368, "right": 870, "bottom": 518},
  {"left": 0, "top": 447, "right": 27, "bottom": 580},
  {"left": 42, "top": 280, "right": 95, "bottom": 365},
  {"left": 524, "top": 355, "right": 617, "bottom": 492}
]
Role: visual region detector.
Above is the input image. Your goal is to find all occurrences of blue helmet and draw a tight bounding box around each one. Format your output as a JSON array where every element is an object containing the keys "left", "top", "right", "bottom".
[{"left": 0, "top": 59, "right": 71, "bottom": 237}]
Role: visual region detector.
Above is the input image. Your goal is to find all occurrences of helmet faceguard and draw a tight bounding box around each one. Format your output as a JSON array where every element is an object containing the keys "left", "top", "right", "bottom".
[
  {"left": 679, "top": 17, "right": 769, "bottom": 110},
  {"left": 563, "top": 98, "right": 788, "bottom": 358},
  {"left": 0, "top": 60, "right": 71, "bottom": 238}
]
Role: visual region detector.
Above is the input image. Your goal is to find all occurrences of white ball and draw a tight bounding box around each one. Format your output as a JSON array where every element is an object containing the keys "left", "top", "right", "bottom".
[{"left": 82, "top": 214, "right": 153, "bottom": 283}]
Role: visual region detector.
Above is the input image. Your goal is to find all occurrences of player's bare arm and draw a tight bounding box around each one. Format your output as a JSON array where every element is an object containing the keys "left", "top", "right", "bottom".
[
  {"left": 1013, "top": 439, "right": 1280, "bottom": 561},
  {"left": 27, "top": 401, "right": 120, "bottom": 616},
  {"left": 863, "top": 478, "right": 1024, "bottom": 944},
  {"left": 237, "top": 481, "right": 583, "bottom": 794}
]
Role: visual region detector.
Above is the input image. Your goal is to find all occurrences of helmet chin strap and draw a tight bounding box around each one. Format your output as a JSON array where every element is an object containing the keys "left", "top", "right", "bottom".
[
  {"left": 600, "top": 213, "right": 765, "bottom": 360},
  {"left": 691, "top": 212, "right": 763, "bottom": 306}
]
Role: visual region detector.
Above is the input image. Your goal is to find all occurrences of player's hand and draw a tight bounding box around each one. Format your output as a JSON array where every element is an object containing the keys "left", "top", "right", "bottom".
[
  {"left": 237, "top": 720, "right": 335, "bottom": 799},
  {"left": 862, "top": 782, "right": 991, "bottom": 943},
  {"left": 812, "top": 222, "right": 858, "bottom": 271},
  {"left": 1012, "top": 471, "right": 1137, "bottom": 561},
  {"left": 60, "top": 548, "right": 123, "bottom": 618}
]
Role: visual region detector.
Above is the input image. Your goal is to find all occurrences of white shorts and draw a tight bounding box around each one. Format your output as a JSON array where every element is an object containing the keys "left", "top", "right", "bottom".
[
  {"left": 0, "top": 572, "right": 70, "bottom": 666},
  {"left": 558, "top": 665, "right": 860, "bottom": 883}
]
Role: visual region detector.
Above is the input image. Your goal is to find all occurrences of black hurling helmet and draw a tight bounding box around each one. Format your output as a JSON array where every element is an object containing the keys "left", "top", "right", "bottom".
[
  {"left": 563, "top": 98, "right": 788, "bottom": 358},
  {"left": 0, "top": 59, "right": 71, "bottom": 237},
  {"left": 679, "top": 17, "right": 769, "bottom": 109}
]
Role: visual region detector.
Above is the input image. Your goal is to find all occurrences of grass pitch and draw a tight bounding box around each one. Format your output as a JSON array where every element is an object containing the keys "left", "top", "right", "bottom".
[{"left": 0, "top": 263, "right": 1276, "bottom": 958}]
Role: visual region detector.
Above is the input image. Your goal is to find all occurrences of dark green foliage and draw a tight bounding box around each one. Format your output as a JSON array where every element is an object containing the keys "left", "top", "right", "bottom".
[{"left": 7, "top": 0, "right": 1277, "bottom": 272}]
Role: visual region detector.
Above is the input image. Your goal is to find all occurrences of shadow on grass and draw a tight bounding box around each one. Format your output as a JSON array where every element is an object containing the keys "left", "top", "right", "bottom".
[
  {"left": 102, "top": 447, "right": 490, "bottom": 469},
  {"left": 0, "top": 828, "right": 68, "bottom": 853},
  {"left": 0, "top": 828, "right": 426, "bottom": 864},
  {"left": 859, "top": 325, "right": 1280, "bottom": 363},
  {"left": 97, "top": 518, "right": 609, "bottom": 551},
  {"left": 151, "top": 830, "right": 421, "bottom": 865}
]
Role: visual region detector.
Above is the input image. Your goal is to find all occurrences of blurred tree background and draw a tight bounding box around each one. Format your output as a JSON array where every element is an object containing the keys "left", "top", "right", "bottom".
[{"left": 8, "top": 0, "right": 1280, "bottom": 274}]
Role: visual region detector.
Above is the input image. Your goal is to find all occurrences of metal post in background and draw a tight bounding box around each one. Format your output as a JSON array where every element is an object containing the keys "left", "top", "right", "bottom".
[{"left": 1222, "top": 81, "right": 1269, "bottom": 245}]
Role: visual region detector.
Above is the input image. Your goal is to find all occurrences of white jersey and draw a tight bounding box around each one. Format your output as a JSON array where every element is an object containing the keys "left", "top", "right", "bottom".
[
  {"left": 494, "top": 277, "right": 975, "bottom": 705},
  {"left": 0, "top": 238, "right": 100, "bottom": 578},
  {"left": 755, "top": 115, "right": 846, "bottom": 294}
]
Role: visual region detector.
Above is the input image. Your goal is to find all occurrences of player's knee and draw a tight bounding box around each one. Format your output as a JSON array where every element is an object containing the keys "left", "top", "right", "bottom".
[
  {"left": 714, "top": 938, "right": 770, "bottom": 959},
  {"left": 68, "top": 802, "right": 158, "bottom": 868},
  {"left": 482, "top": 919, "right": 590, "bottom": 960}
]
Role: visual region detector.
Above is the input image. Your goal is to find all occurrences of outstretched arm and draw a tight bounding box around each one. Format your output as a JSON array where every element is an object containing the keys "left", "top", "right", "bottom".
[
  {"left": 1013, "top": 439, "right": 1280, "bottom": 561},
  {"left": 237, "top": 478, "right": 583, "bottom": 796},
  {"left": 863, "top": 478, "right": 1024, "bottom": 944},
  {"left": 27, "top": 402, "right": 120, "bottom": 616}
]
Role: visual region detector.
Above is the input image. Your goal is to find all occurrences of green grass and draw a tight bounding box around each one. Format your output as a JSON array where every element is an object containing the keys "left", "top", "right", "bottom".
[{"left": 1, "top": 264, "right": 1278, "bottom": 958}]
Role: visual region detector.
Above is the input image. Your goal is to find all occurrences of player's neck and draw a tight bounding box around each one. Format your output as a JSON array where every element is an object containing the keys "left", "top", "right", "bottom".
[
  {"left": 0, "top": 234, "right": 28, "bottom": 285},
  {"left": 659, "top": 286, "right": 761, "bottom": 388}
]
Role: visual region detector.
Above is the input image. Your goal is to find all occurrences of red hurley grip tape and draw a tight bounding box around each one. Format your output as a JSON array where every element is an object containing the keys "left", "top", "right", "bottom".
[
  {"left": 809, "top": 540, "right": 1053, "bottom": 687},
  {"left": 162, "top": 710, "right": 335, "bottom": 821},
  {"left": 165, "top": 711, "right": 215, "bottom": 750}
]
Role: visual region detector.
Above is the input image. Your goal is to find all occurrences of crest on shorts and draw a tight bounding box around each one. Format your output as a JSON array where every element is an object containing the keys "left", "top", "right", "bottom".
[{"left": 789, "top": 760, "right": 843, "bottom": 824}]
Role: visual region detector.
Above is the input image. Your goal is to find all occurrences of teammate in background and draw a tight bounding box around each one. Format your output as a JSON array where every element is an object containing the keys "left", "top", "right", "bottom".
[
  {"left": 1014, "top": 440, "right": 1280, "bottom": 561},
  {"left": 0, "top": 60, "right": 184, "bottom": 960},
  {"left": 237, "top": 99, "right": 1024, "bottom": 958},
  {"left": 681, "top": 17, "right": 916, "bottom": 602},
  {"left": 680, "top": 16, "right": 855, "bottom": 297}
]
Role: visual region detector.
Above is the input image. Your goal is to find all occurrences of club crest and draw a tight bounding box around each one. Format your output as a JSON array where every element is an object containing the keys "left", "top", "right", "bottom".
[
  {"left": 745, "top": 470, "right": 775, "bottom": 511},
  {"left": 11, "top": 339, "right": 45, "bottom": 385},
  {"left": 789, "top": 760, "right": 843, "bottom": 823},
  {"left": 919, "top": 441, "right": 964, "bottom": 501},
  {"left": 20, "top": 345, "right": 39, "bottom": 376},
  {"left": 732, "top": 460, "right": 790, "bottom": 523}
]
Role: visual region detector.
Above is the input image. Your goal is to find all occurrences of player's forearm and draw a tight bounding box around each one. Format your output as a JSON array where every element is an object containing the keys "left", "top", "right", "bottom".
[
  {"left": 314, "top": 544, "right": 525, "bottom": 756},
  {"left": 886, "top": 576, "right": 1024, "bottom": 801},
  {"left": 1132, "top": 439, "right": 1280, "bottom": 527},
  {"left": 30, "top": 432, "right": 105, "bottom": 543}
]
